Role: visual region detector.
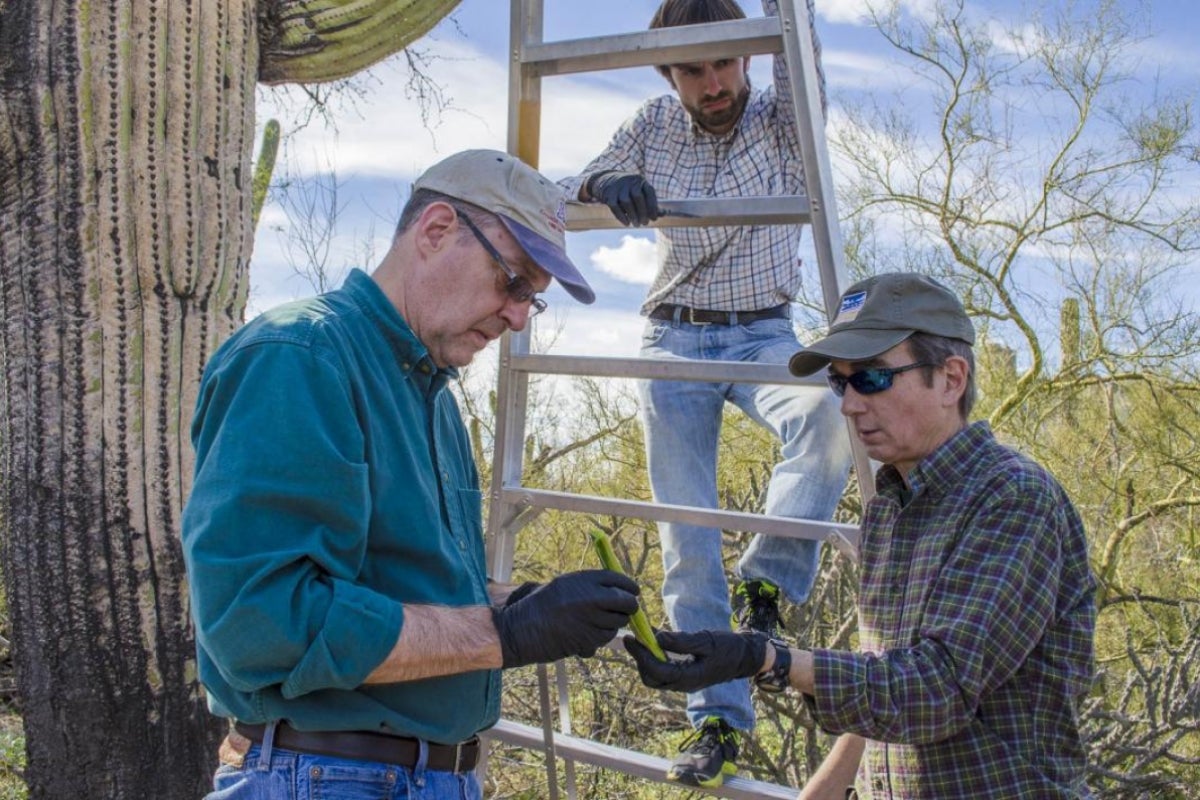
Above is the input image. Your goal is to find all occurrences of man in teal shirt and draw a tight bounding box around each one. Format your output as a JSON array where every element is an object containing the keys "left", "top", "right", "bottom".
[{"left": 183, "top": 150, "right": 640, "bottom": 799}]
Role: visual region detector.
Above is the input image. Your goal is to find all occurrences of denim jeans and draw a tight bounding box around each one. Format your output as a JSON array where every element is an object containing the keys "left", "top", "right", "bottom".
[
  {"left": 638, "top": 315, "right": 852, "bottom": 731},
  {"left": 207, "top": 723, "right": 482, "bottom": 800}
]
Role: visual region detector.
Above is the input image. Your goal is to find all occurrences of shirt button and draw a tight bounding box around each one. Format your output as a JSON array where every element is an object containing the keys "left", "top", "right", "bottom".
[{"left": 402, "top": 362, "right": 411, "bottom": 371}]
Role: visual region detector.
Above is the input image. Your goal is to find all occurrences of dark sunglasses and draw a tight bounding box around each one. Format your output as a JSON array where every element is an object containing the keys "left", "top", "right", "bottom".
[
  {"left": 457, "top": 212, "right": 547, "bottom": 317},
  {"left": 826, "top": 361, "right": 933, "bottom": 397}
]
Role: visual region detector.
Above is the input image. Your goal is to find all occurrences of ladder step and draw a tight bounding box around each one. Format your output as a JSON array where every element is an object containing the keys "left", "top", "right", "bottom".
[
  {"left": 487, "top": 719, "right": 799, "bottom": 800},
  {"left": 566, "top": 195, "right": 811, "bottom": 231},
  {"left": 522, "top": 17, "right": 782, "bottom": 77},
  {"left": 509, "top": 353, "right": 825, "bottom": 385},
  {"left": 498, "top": 487, "right": 861, "bottom": 549}
]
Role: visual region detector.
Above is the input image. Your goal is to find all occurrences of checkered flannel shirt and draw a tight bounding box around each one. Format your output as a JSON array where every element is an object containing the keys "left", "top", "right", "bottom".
[
  {"left": 809, "top": 422, "right": 1097, "bottom": 798},
  {"left": 562, "top": 0, "right": 826, "bottom": 315}
]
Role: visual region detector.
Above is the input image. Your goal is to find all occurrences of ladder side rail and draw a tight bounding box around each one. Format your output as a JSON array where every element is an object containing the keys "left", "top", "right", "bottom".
[
  {"left": 486, "top": 0, "right": 544, "bottom": 579},
  {"left": 493, "top": 4, "right": 589, "bottom": 795},
  {"left": 776, "top": 0, "right": 845, "bottom": 317},
  {"left": 775, "top": 0, "right": 876, "bottom": 502},
  {"left": 509, "top": 0, "right": 544, "bottom": 165},
  {"left": 522, "top": 16, "right": 781, "bottom": 76},
  {"left": 484, "top": 334, "right": 536, "bottom": 580}
]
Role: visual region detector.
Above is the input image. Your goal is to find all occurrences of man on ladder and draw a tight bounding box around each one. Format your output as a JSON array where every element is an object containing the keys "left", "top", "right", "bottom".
[{"left": 562, "top": 0, "right": 851, "bottom": 787}]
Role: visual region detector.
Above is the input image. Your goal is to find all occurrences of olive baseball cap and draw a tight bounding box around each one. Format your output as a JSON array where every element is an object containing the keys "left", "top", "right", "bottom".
[
  {"left": 788, "top": 273, "right": 975, "bottom": 376},
  {"left": 412, "top": 149, "right": 595, "bottom": 304}
]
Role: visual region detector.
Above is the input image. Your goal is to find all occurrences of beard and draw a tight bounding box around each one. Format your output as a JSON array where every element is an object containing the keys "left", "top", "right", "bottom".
[{"left": 685, "top": 83, "right": 751, "bottom": 135}]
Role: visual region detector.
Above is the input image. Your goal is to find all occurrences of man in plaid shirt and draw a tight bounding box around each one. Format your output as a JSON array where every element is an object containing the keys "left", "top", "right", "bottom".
[
  {"left": 562, "top": 0, "right": 852, "bottom": 786},
  {"left": 627, "top": 273, "right": 1097, "bottom": 798}
]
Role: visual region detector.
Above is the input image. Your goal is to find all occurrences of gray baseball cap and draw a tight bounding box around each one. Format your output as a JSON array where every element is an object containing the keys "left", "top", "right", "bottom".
[
  {"left": 789, "top": 273, "right": 975, "bottom": 377},
  {"left": 412, "top": 149, "right": 595, "bottom": 304}
]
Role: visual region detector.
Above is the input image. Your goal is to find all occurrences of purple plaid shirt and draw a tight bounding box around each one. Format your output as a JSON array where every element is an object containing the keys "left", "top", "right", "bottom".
[{"left": 809, "top": 422, "right": 1096, "bottom": 798}]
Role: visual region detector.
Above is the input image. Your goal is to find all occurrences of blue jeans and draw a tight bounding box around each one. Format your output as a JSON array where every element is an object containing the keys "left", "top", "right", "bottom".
[
  {"left": 638, "top": 315, "right": 852, "bottom": 731},
  {"left": 208, "top": 724, "right": 482, "bottom": 800}
]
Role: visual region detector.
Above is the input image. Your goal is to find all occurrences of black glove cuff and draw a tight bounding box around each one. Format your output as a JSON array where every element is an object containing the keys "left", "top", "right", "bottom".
[
  {"left": 504, "top": 580, "right": 541, "bottom": 607},
  {"left": 754, "top": 639, "right": 792, "bottom": 694},
  {"left": 584, "top": 171, "right": 612, "bottom": 199},
  {"left": 491, "top": 606, "right": 520, "bottom": 669}
]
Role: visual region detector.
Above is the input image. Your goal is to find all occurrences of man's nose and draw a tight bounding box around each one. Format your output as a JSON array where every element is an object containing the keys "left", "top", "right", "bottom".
[
  {"left": 839, "top": 386, "right": 866, "bottom": 417},
  {"left": 500, "top": 297, "right": 531, "bottom": 333},
  {"left": 702, "top": 66, "right": 721, "bottom": 95}
]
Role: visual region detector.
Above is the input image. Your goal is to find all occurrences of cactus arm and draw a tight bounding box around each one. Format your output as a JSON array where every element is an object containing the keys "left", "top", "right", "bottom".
[
  {"left": 259, "top": 0, "right": 462, "bottom": 85},
  {"left": 251, "top": 119, "right": 280, "bottom": 231}
]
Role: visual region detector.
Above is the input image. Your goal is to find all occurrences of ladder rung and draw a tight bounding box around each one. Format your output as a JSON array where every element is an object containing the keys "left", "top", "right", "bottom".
[
  {"left": 508, "top": 353, "right": 827, "bottom": 386},
  {"left": 522, "top": 17, "right": 782, "bottom": 77},
  {"left": 566, "top": 196, "right": 811, "bottom": 230},
  {"left": 499, "top": 487, "right": 861, "bottom": 548},
  {"left": 487, "top": 719, "right": 798, "bottom": 800}
]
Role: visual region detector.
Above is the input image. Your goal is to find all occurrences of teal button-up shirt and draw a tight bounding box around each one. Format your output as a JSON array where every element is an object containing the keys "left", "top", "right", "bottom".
[{"left": 182, "top": 269, "right": 498, "bottom": 744}]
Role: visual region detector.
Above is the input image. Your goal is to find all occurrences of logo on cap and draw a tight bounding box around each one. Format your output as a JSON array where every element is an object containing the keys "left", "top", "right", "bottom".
[
  {"left": 541, "top": 196, "right": 567, "bottom": 235},
  {"left": 834, "top": 291, "right": 867, "bottom": 325}
]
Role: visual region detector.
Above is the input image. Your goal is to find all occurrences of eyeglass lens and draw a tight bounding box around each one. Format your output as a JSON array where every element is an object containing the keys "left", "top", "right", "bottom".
[
  {"left": 458, "top": 211, "right": 546, "bottom": 316},
  {"left": 826, "top": 362, "right": 930, "bottom": 397}
]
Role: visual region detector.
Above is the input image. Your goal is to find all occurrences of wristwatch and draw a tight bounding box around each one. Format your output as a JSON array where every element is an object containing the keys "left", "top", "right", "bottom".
[{"left": 754, "top": 639, "right": 792, "bottom": 694}]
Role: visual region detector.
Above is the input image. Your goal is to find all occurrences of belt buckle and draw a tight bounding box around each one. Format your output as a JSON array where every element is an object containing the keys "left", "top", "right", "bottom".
[
  {"left": 452, "top": 738, "right": 472, "bottom": 773},
  {"left": 685, "top": 307, "right": 711, "bottom": 326}
]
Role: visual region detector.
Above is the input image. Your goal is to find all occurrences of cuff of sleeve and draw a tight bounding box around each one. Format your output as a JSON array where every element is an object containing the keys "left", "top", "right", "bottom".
[
  {"left": 808, "top": 648, "right": 872, "bottom": 735},
  {"left": 556, "top": 173, "right": 586, "bottom": 203},
  {"left": 282, "top": 580, "right": 403, "bottom": 699}
]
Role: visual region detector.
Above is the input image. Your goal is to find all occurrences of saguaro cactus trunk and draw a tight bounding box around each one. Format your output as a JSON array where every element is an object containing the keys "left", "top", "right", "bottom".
[
  {"left": 0, "top": 1, "right": 458, "bottom": 796},
  {"left": 0, "top": 2, "right": 257, "bottom": 795}
]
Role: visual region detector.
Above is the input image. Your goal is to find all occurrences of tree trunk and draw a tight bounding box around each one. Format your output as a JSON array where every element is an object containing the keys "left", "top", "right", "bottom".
[{"left": 0, "top": 2, "right": 256, "bottom": 795}]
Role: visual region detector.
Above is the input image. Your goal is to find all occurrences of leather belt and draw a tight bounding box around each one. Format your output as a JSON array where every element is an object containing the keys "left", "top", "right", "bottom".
[
  {"left": 234, "top": 722, "right": 480, "bottom": 774},
  {"left": 649, "top": 303, "right": 790, "bottom": 326}
]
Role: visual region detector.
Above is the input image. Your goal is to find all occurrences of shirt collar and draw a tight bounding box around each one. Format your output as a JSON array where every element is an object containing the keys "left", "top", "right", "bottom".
[
  {"left": 341, "top": 269, "right": 459, "bottom": 388},
  {"left": 876, "top": 421, "right": 994, "bottom": 504}
]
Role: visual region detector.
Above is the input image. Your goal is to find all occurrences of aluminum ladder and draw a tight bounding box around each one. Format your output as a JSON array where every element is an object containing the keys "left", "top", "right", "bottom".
[{"left": 481, "top": 1, "right": 873, "bottom": 796}]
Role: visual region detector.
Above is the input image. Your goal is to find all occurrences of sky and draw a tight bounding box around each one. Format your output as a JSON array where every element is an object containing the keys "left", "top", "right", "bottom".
[{"left": 249, "top": 0, "right": 1199, "bottom": 366}]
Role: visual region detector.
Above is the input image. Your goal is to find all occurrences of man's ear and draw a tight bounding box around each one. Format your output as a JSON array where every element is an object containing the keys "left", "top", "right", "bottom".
[
  {"left": 941, "top": 355, "right": 970, "bottom": 408},
  {"left": 413, "top": 201, "right": 458, "bottom": 256}
]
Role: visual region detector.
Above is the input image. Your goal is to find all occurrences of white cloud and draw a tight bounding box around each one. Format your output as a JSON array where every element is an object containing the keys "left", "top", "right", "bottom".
[
  {"left": 543, "top": 307, "right": 647, "bottom": 358},
  {"left": 818, "top": 0, "right": 937, "bottom": 26},
  {"left": 589, "top": 235, "right": 657, "bottom": 285}
]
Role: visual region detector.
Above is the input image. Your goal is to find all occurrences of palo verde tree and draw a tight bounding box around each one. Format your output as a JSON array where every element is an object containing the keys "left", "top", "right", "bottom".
[{"left": 0, "top": 1, "right": 459, "bottom": 796}]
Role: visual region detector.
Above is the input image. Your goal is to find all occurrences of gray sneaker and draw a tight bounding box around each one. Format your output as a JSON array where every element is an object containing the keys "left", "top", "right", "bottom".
[
  {"left": 666, "top": 716, "right": 740, "bottom": 788},
  {"left": 731, "top": 578, "right": 783, "bottom": 640}
]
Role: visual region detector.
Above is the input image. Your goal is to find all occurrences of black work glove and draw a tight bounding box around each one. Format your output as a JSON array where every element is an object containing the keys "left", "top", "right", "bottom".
[
  {"left": 624, "top": 629, "right": 768, "bottom": 693},
  {"left": 493, "top": 569, "right": 640, "bottom": 668},
  {"left": 586, "top": 171, "right": 661, "bottom": 226}
]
